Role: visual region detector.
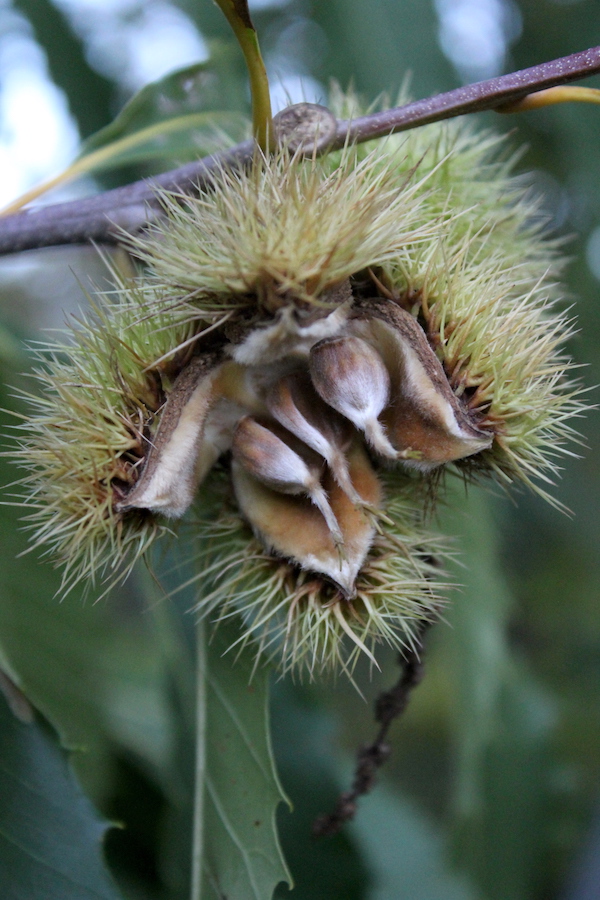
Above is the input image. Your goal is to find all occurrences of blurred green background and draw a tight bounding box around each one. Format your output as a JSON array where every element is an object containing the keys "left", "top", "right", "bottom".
[{"left": 0, "top": 0, "right": 599, "bottom": 898}]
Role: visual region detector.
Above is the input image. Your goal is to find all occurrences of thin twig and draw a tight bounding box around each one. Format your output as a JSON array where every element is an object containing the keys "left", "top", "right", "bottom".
[
  {"left": 312, "top": 619, "right": 432, "bottom": 838},
  {"left": 332, "top": 45, "right": 600, "bottom": 145},
  {"left": 0, "top": 46, "right": 599, "bottom": 256}
]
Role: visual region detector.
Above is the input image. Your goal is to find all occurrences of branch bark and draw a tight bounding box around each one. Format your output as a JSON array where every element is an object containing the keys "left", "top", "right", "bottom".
[{"left": 1, "top": 45, "right": 599, "bottom": 256}]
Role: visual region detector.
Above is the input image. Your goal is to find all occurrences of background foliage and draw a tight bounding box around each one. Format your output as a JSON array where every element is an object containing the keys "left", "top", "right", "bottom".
[{"left": 0, "top": 0, "right": 600, "bottom": 898}]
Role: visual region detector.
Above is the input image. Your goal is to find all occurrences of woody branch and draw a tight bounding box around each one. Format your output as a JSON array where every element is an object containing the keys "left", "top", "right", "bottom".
[{"left": 0, "top": 45, "right": 598, "bottom": 256}]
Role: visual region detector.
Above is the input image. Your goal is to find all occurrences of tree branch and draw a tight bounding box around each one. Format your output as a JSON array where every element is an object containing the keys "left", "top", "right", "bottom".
[
  {"left": 332, "top": 45, "right": 600, "bottom": 145},
  {"left": 0, "top": 140, "right": 255, "bottom": 256},
  {"left": 1, "top": 46, "right": 599, "bottom": 256}
]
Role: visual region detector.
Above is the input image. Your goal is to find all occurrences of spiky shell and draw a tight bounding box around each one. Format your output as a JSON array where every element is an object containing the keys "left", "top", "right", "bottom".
[
  {"left": 188, "top": 470, "right": 447, "bottom": 679},
  {"left": 8, "top": 93, "right": 586, "bottom": 674},
  {"left": 9, "top": 280, "right": 195, "bottom": 594}
]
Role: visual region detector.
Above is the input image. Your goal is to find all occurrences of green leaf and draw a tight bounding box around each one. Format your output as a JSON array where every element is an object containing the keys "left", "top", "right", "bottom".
[
  {"left": 77, "top": 47, "right": 248, "bottom": 169},
  {"left": 0, "top": 324, "right": 24, "bottom": 367},
  {"left": 3, "top": 48, "right": 248, "bottom": 214},
  {"left": 0, "top": 396, "right": 172, "bottom": 800},
  {"left": 351, "top": 782, "right": 480, "bottom": 900},
  {"left": 195, "top": 619, "right": 291, "bottom": 900},
  {"left": 0, "top": 567, "right": 172, "bottom": 801},
  {"left": 0, "top": 673, "right": 123, "bottom": 900},
  {"left": 439, "top": 486, "right": 558, "bottom": 900}
]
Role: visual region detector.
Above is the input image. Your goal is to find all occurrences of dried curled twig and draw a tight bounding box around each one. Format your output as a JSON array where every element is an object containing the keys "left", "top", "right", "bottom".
[
  {"left": 0, "top": 46, "right": 599, "bottom": 256},
  {"left": 313, "top": 619, "right": 432, "bottom": 837}
]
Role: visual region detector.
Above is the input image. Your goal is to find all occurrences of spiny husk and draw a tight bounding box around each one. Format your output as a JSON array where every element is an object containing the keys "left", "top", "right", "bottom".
[
  {"left": 122, "top": 138, "right": 441, "bottom": 312},
  {"left": 8, "top": 276, "right": 195, "bottom": 594},
  {"left": 323, "top": 90, "right": 583, "bottom": 494},
  {"left": 7, "top": 91, "right": 587, "bottom": 677},
  {"left": 186, "top": 471, "right": 448, "bottom": 679},
  {"left": 121, "top": 94, "right": 585, "bottom": 496}
]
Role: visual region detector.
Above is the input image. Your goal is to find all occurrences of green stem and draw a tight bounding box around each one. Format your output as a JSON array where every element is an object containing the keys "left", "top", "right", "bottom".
[
  {"left": 191, "top": 617, "right": 207, "bottom": 900},
  {"left": 214, "top": 1, "right": 273, "bottom": 151},
  {"left": 243, "top": 29, "right": 273, "bottom": 152}
]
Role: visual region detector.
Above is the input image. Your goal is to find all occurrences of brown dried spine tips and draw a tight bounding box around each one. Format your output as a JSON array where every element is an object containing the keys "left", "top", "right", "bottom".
[
  {"left": 266, "top": 372, "right": 366, "bottom": 508},
  {"left": 231, "top": 417, "right": 344, "bottom": 547},
  {"left": 309, "top": 336, "right": 398, "bottom": 459}
]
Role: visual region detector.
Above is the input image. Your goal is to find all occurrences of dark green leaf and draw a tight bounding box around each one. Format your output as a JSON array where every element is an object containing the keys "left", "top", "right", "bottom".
[
  {"left": 271, "top": 679, "right": 375, "bottom": 900},
  {"left": 440, "top": 487, "right": 558, "bottom": 900},
  {"left": 0, "top": 674, "right": 123, "bottom": 900},
  {"left": 0, "top": 383, "right": 173, "bottom": 799},
  {"left": 350, "top": 783, "right": 480, "bottom": 900}
]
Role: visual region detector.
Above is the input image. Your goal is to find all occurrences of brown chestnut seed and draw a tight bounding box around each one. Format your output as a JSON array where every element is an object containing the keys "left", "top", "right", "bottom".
[
  {"left": 232, "top": 416, "right": 344, "bottom": 547},
  {"left": 117, "top": 354, "right": 222, "bottom": 518},
  {"left": 231, "top": 438, "right": 381, "bottom": 597},
  {"left": 266, "top": 371, "right": 367, "bottom": 508},
  {"left": 309, "top": 335, "right": 398, "bottom": 458},
  {"left": 350, "top": 300, "right": 492, "bottom": 469}
]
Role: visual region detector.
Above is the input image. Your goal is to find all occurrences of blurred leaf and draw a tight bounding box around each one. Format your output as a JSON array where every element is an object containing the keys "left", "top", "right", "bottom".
[
  {"left": 0, "top": 384, "right": 172, "bottom": 799},
  {"left": 198, "top": 620, "right": 291, "bottom": 899},
  {"left": 0, "top": 324, "right": 24, "bottom": 367},
  {"left": 3, "top": 49, "right": 248, "bottom": 214},
  {"left": 0, "top": 674, "right": 123, "bottom": 899},
  {"left": 271, "top": 678, "right": 379, "bottom": 900},
  {"left": 440, "top": 486, "right": 558, "bottom": 900},
  {"left": 271, "top": 676, "right": 479, "bottom": 900},
  {"left": 0, "top": 568, "right": 172, "bottom": 799},
  {"left": 77, "top": 47, "right": 248, "bottom": 163},
  {"left": 311, "top": 0, "right": 452, "bottom": 102},
  {"left": 352, "top": 781, "right": 480, "bottom": 900}
]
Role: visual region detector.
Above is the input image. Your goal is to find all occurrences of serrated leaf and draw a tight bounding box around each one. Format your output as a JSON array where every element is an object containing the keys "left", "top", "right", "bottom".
[
  {"left": 197, "top": 620, "right": 291, "bottom": 900},
  {"left": 0, "top": 674, "right": 124, "bottom": 900}
]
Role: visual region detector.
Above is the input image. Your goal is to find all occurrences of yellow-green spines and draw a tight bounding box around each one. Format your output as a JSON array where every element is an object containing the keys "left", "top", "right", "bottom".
[
  {"left": 10, "top": 278, "right": 195, "bottom": 594},
  {"left": 124, "top": 105, "right": 582, "bottom": 496},
  {"left": 190, "top": 472, "right": 448, "bottom": 678},
  {"left": 8, "top": 93, "right": 587, "bottom": 676},
  {"left": 123, "top": 142, "right": 439, "bottom": 310}
]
